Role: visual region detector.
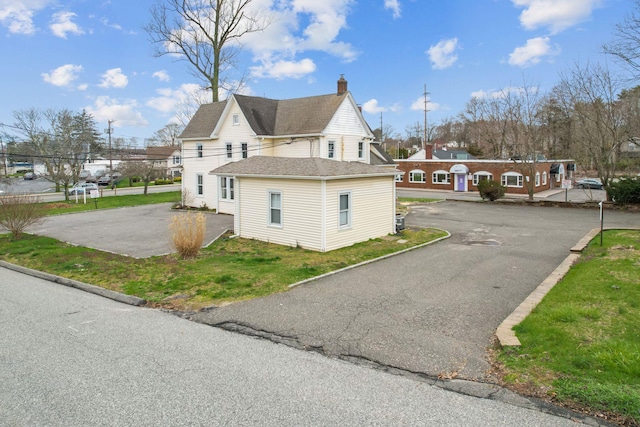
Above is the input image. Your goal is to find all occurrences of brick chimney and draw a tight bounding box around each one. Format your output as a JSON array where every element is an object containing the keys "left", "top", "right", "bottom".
[{"left": 337, "top": 74, "right": 348, "bottom": 95}]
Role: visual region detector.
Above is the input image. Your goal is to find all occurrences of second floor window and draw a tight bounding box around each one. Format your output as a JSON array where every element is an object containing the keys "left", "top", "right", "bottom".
[
  {"left": 226, "top": 143, "right": 233, "bottom": 159},
  {"left": 358, "top": 141, "right": 364, "bottom": 159},
  {"left": 328, "top": 141, "right": 335, "bottom": 159},
  {"left": 173, "top": 155, "right": 181, "bottom": 165},
  {"left": 196, "top": 144, "right": 203, "bottom": 158},
  {"left": 241, "top": 143, "right": 248, "bottom": 159}
]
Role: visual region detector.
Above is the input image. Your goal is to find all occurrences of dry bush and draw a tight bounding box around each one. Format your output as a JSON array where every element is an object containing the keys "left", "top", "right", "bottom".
[
  {"left": 170, "top": 212, "right": 206, "bottom": 258},
  {"left": 0, "top": 192, "right": 46, "bottom": 239}
]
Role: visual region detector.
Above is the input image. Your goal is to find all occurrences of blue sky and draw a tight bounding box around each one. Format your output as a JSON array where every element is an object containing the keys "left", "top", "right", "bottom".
[{"left": 0, "top": 0, "right": 631, "bottom": 144}]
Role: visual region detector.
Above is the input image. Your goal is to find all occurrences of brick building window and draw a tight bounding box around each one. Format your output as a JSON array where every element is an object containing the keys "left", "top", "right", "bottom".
[
  {"left": 473, "top": 171, "right": 492, "bottom": 185},
  {"left": 501, "top": 172, "right": 523, "bottom": 187},
  {"left": 409, "top": 170, "right": 425, "bottom": 183},
  {"left": 432, "top": 170, "right": 450, "bottom": 184}
]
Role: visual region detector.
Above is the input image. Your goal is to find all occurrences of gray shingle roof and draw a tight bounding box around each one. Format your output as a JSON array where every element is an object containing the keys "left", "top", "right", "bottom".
[
  {"left": 211, "top": 156, "right": 397, "bottom": 179},
  {"left": 179, "top": 92, "right": 350, "bottom": 139}
]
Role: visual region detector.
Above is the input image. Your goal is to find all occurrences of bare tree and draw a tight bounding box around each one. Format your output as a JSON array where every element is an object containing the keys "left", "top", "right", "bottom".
[
  {"left": 149, "top": 123, "right": 184, "bottom": 146},
  {"left": 554, "top": 62, "right": 629, "bottom": 192},
  {"left": 145, "top": 0, "right": 269, "bottom": 103},
  {"left": 603, "top": 0, "right": 640, "bottom": 80},
  {"left": 117, "top": 160, "right": 162, "bottom": 195},
  {"left": 0, "top": 192, "right": 45, "bottom": 240}
]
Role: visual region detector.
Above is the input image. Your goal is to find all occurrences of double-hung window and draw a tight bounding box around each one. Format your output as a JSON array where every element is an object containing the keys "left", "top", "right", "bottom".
[
  {"left": 241, "top": 143, "right": 248, "bottom": 159},
  {"left": 226, "top": 143, "right": 233, "bottom": 159},
  {"left": 220, "top": 177, "right": 234, "bottom": 200},
  {"left": 409, "top": 170, "right": 425, "bottom": 183},
  {"left": 196, "top": 174, "right": 203, "bottom": 196},
  {"left": 339, "top": 192, "right": 351, "bottom": 228},
  {"left": 432, "top": 170, "right": 450, "bottom": 184},
  {"left": 328, "top": 141, "right": 335, "bottom": 159},
  {"left": 269, "top": 191, "right": 282, "bottom": 226},
  {"left": 196, "top": 143, "right": 203, "bottom": 158},
  {"left": 173, "top": 155, "right": 181, "bottom": 165},
  {"left": 358, "top": 141, "right": 364, "bottom": 159}
]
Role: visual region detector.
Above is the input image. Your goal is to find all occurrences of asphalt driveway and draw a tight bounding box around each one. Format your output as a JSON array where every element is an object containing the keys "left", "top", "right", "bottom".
[
  {"left": 29, "top": 204, "right": 234, "bottom": 258},
  {"left": 191, "top": 202, "right": 639, "bottom": 381}
]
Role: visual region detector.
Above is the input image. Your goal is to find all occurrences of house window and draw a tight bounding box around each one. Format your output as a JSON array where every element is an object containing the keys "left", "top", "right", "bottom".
[
  {"left": 358, "top": 141, "right": 364, "bottom": 159},
  {"left": 269, "top": 191, "right": 282, "bottom": 226},
  {"left": 241, "top": 143, "right": 248, "bottom": 159},
  {"left": 196, "top": 144, "right": 203, "bottom": 158},
  {"left": 473, "top": 172, "right": 492, "bottom": 185},
  {"left": 232, "top": 114, "right": 239, "bottom": 125},
  {"left": 173, "top": 155, "right": 181, "bottom": 165},
  {"left": 409, "top": 170, "right": 425, "bottom": 183},
  {"left": 220, "top": 177, "right": 234, "bottom": 200},
  {"left": 535, "top": 172, "right": 541, "bottom": 186},
  {"left": 196, "top": 174, "right": 203, "bottom": 196},
  {"left": 395, "top": 173, "right": 403, "bottom": 182},
  {"left": 226, "top": 143, "right": 233, "bottom": 159},
  {"left": 432, "top": 170, "right": 450, "bottom": 184},
  {"left": 501, "top": 172, "right": 523, "bottom": 187},
  {"left": 328, "top": 141, "right": 335, "bottom": 159},
  {"left": 339, "top": 192, "right": 351, "bottom": 228},
  {"left": 542, "top": 171, "right": 548, "bottom": 185}
]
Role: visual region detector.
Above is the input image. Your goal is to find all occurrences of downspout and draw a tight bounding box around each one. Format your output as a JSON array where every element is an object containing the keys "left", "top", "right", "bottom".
[{"left": 321, "top": 180, "right": 326, "bottom": 251}]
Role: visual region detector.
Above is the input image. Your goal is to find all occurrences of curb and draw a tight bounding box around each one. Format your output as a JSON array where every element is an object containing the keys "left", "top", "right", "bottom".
[{"left": 0, "top": 260, "right": 146, "bottom": 307}]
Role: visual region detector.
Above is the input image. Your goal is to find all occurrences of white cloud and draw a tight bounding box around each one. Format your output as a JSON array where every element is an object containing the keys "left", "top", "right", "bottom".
[
  {"left": 100, "top": 17, "right": 122, "bottom": 31},
  {"left": 152, "top": 70, "right": 170, "bottom": 82},
  {"left": 146, "top": 84, "right": 201, "bottom": 114},
  {"left": 362, "top": 99, "right": 387, "bottom": 114},
  {"left": 250, "top": 58, "right": 316, "bottom": 79},
  {"left": 508, "top": 36, "right": 559, "bottom": 67},
  {"left": 410, "top": 96, "right": 439, "bottom": 112},
  {"left": 427, "top": 38, "right": 459, "bottom": 70},
  {"left": 49, "top": 11, "right": 83, "bottom": 38},
  {"left": 41, "top": 63, "right": 84, "bottom": 88},
  {"left": 512, "top": 0, "right": 602, "bottom": 34},
  {"left": 384, "top": 0, "right": 401, "bottom": 19},
  {"left": 99, "top": 68, "right": 128, "bottom": 88},
  {"left": 0, "top": 0, "right": 54, "bottom": 34},
  {"left": 86, "top": 96, "right": 148, "bottom": 127},
  {"left": 242, "top": 0, "right": 357, "bottom": 80}
]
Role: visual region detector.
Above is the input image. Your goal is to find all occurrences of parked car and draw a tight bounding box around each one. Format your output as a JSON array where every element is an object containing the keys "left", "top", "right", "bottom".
[
  {"left": 23, "top": 172, "right": 34, "bottom": 180},
  {"left": 68, "top": 182, "right": 99, "bottom": 195},
  {"left": 575, "top": 178, "right": 604, "bottom": 190},
  {"left": 97, "top": 175, "right": 111, "bottom": 186}
]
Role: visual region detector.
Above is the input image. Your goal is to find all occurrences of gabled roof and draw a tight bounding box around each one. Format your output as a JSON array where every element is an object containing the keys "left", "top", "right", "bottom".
[
  {"left": 145, "top": 145, "right": 180, "bottom": 160},
  {"left": 433, "top": 150, "right": 477, "bottom": 160},
  {"left": 211, "top": 156, "right": 397, "bottom": 180},
  {"left": 370, "top": 143, "right": 395, "bottom": 165},
  {"left": 180, "top": 92, "right": 352, "bottom": 139}
]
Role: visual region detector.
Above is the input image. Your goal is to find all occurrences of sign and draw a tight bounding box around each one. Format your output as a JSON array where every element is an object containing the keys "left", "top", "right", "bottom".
[
  {"left": 90, "top": 190, "right": 100, "bottom": 198},
  {"left": 561, "top": 179, "right": 572, "bottom": 189}
]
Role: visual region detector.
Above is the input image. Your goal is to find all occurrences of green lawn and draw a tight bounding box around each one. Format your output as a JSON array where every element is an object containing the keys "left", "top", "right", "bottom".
[
  {"left": 0, "top": 227, "right": 447, "bottom": 310},
  {"left": 43, "top": 191, "right": 182, "bottom": 215},
  {"left": 497, "top": 230, "right": 640, "bottom": 425}
]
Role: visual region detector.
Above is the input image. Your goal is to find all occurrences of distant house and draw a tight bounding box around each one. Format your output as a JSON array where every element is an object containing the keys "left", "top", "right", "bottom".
[
  {"left": 212, "top": 156, "right": 398, "bottom": 252},
  {"left": 178, "top": 76, "right": 395, "bottom": 211},
  {"left": 396, "top": 145, "right": 573, "bottom": 194},
  {"left": 146, "top": 145, "right": 182, "bottom": 178}
]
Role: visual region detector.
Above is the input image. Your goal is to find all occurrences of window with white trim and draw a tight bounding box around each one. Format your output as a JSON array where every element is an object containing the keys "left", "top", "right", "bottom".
[
  {"left": 269, "top": 191, "right": 282, "bottom": 226},
  {"left": 501, "top": 172, "right": 523, "bottom": 187},
  {"left": 226, "top": 143, "right": 233, "bottom": 159},
  {"left": 395, "top": 173, "right": 403, "bottom": 182},
  {"left": 241, "top": 143, "right": 248, "bottom": 159},
  {"left": 409, "top": 170, "right": 425, "bottom": 183},
  {"left": 358, "top": 141, "right": 364, "bottom": 159},
  {"left": 473, "top": 172, "right": 493, "bottom": 185},
  {"left": 196, "top": 143, "right": 203, "bottom": 158},
  {"left": 196, "top": 174, "right": 203, "bottom": 196},
  {"left": 220, "top": 177, "right": 234, "bottom": 200},
  {"left": 172, "top": 155, "right": 181, "bottom": 165},
  {"left": 535, "top": 172, "right": 541, "bottom": 186},
  {"left": 232, "top": 114, "right": 239, "bottom": 125},
  {"left": 542, "top": 171, "right": 548, "bottom": 185},
  {"left": 328, "top": 141, "right": 335, "bottom": 159},
  {"left": 339, "top": 192, "right": 351, "bottom": 228},
  {"left": 432, "top": 170, "right": 450, "bottom": 184}
]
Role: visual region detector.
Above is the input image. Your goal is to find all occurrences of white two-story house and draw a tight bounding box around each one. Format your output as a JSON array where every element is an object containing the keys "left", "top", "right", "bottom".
[{"left": 179, "top": 76, "right": 394, "bottom": 214}]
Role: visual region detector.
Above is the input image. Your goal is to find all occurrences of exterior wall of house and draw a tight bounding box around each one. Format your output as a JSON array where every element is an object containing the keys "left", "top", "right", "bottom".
[
  {"left": 395, "top": 159, "right": 571, "bottom": 195},
  {"left": 323, "top": 177, "right": 395, "bottom": 252},
  {"left": 236, "top": 178, "right": 324, "bottom": 250}
]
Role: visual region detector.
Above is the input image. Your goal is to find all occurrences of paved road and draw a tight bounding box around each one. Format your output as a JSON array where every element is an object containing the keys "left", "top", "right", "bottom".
[
  {"left": 0, "top": 268, "right": 584, "bottom": 426},
  {"left": 192, "top": 202, "right": 638, "bottom": 382},
  {"left": 28, "top": 203, "right": 233, "bottom": 258}
]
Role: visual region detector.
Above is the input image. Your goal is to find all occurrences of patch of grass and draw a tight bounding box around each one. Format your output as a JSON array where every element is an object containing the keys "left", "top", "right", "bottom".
[
  {"left": 42, "top": 191, "right": 181, "bottom": 215},
  {"left": 398, "top": 197, "right": 440, "bottom": 203},
  {"left": 497, "top": 230, "right": 640, "bottom": 425},
  {"left": 0, "top": 227, "right": 447, "bottom": 311}
]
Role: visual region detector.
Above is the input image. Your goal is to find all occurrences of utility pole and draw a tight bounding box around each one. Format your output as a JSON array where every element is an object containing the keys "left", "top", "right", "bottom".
[
  {"left": 423, "top": 84, "right": 430, "bottom": 151},
  {"left": 105, "top": 120, "right": 114, "bottom": 172}
]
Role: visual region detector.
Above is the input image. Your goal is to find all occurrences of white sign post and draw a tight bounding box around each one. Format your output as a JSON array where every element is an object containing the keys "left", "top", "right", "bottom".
[{"left": 561, "top": 179, "right": 572, "bottom": 202}]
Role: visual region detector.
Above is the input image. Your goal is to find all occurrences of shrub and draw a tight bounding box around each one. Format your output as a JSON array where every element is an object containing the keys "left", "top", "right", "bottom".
[
  {"left": 154, "top": 178, "right": 174, "bottom": 185},
  {"left": 477, "top": 179, "right": 505, "bottom": 201},
  {"left": 170, "top": 212, "right": 206, "bottom": 259},
  {"left": 173, "top": 176, "right": 182, "bottom": 183},
  {"left": 0, "top": 193, "right": 46, "bottom": 239},
  {"left": 607, "top": 177, "right": 640, "bottom": 205}
]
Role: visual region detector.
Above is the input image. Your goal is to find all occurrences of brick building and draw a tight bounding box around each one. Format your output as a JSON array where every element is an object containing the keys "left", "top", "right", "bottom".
[{"left": 395, "top": 146, "right": 574, "bottom": 195}]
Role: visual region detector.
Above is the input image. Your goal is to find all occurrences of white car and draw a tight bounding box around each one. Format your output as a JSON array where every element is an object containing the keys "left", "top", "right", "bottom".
[{"left": 68, "top": 182, "right": 99, "bottom": 195}]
